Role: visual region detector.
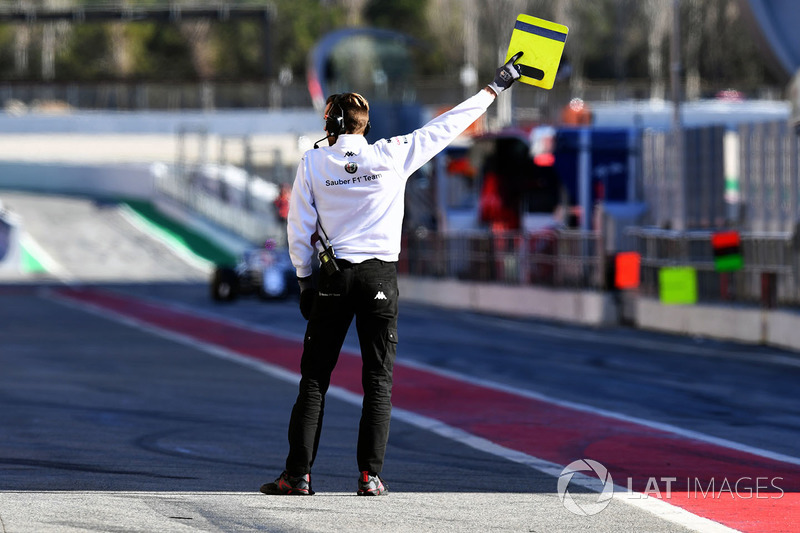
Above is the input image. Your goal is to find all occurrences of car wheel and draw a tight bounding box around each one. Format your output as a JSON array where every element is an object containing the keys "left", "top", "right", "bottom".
[{"left": 211, "top": 267, "right": 239, "bottom": 302}]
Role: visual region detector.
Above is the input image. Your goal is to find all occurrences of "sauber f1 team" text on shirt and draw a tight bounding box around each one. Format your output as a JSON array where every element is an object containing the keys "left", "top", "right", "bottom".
[{"left": 325, "top": 174, "right": 383, "bottom": 187}]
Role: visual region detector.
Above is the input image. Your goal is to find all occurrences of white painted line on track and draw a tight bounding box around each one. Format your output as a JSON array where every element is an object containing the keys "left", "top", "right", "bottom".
[
  {"left": 45, "top": 289, "right": 743, "bottom": 533},
  {"left": 393, "top": 408, "right": 739, "bottom": 533},
  {"left": 18, "top": 231, "right": 74, "bottom": 283}
]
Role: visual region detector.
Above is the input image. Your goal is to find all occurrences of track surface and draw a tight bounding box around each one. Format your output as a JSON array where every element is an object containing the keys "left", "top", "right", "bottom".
[
  {"left": 0, "top": 191, "right": 209, "bottom": 282},
  {"left": 1, "top": 192, "right": 799, "bottom": 532}
]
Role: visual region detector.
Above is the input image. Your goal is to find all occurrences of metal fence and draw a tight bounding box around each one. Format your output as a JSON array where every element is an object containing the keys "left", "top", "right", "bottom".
[
  {"left": 627, "top": 227, "right": 798, "bottom": 307},
  {"left": 738, "top": 121, "right": 800, "bottom": 232},
  {"left": 641, "top": 121, "right": 800, "bottom": 234},
  {"left": 641, "top": 126, "right": 728, "bottom": 230},
  {"left": 0, "top": 81, "right": 313, "bottom": 111},
  {"left": 0, "top": 78, "right": 663, "bottom": 117},
  {"left": 396, "top": 226, "right": 800, "bottom": 307},
  {"left": 398, "top": 229, "right": 604, "bottom": 289}
]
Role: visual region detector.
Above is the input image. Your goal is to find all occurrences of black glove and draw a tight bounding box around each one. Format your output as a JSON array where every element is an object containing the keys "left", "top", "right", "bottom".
[
  {"left": 487, "top": 51, "right": 523, "bottom": 95},
  {"left": 298, "top": 276, "right": 316, "bottom": 320}
]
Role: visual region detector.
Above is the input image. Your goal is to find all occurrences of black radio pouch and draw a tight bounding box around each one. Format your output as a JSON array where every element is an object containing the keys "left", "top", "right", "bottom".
[{"left": 318, "top": 244, "right": 340, "bottom": 275}]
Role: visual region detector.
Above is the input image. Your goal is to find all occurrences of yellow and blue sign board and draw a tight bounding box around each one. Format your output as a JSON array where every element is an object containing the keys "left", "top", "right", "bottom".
[{"left": 505, "top": 14, "right": 569, "bottom": 90}]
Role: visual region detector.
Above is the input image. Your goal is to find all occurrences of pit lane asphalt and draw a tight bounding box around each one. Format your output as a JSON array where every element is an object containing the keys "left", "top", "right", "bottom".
[
  {"left": 116, "top": 282, "right": 800, "bottom": 460},
  {"left": 2, "top": 283, "right": 800, "bottom": 532},
  {"left": 0, "top": 283, "right": 710, "bottom": 533},
  {"left": 1, "top": 193, "right": 800, "bottom": 532}
]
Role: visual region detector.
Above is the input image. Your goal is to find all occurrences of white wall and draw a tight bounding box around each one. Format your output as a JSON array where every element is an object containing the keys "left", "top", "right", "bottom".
[
  {"left": 0, "top": 162, "right": 155, "bottom": 200},
  {"left": 398, "top": 275, "right": 617, "bottom": 327},
  {"left": 0, "top": 109, "right": 319, "bottom": 135},
  {"left": 399, "top": 275, "right": 800, "bottom": 353}
]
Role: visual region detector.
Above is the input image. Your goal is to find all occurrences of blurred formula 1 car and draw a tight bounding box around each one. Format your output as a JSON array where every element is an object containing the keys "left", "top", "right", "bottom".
[{"left": 210, "top": 245, "right": 296, "bottom": 302}]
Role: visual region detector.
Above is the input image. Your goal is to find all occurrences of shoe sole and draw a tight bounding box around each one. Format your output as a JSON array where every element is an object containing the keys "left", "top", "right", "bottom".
[
  {"left": 260, "top": 484, "right": 314, "bottom": 496},
  {"left": 357, "top": 487, "right": 388, "bottom": 496}
]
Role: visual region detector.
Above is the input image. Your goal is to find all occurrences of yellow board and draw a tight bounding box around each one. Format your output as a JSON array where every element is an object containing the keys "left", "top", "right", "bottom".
[{"left": 505, "top": 14, "right": 569, "bottom": 90}]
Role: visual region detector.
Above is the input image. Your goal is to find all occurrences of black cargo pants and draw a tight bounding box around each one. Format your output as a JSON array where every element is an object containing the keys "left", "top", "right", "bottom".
[{"left": 285, "top": 258, "right": 398, "bottom": 476}]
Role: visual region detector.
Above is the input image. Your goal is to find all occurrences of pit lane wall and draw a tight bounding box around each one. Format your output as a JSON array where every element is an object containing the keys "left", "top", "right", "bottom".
[
  {"left": 397, "top": 275, "right": 800, "bottom": 353},
  {"left": 633, "top": 298, "right": 800, "bottom": 353},
  {"left": 0, "top": 161, "right": 155, "bottom": 200},
  {"left": 397, "top": 275, "right": 617, "bottom": 326}
]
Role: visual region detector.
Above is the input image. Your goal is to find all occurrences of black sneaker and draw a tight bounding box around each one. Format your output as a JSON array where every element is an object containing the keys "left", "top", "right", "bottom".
[
  {"left": 357, "top": 471, "right": 388, "bottom": 496},
  {"left": 260, "top": 471, "right": 315, "bottom": 495}
]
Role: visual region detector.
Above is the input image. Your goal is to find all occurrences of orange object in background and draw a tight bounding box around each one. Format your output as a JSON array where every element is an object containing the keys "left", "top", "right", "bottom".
[
  {"left": 446, "top": 155, "right": 475, "bottom": 178},
  {"left": 560, "top": 98, "right": 592, "bottom": 125},
  {"left": 615, "top": 251, "right": 641, "bottom": 289},
  {"left": 274, "top": 183, "right": 291, "bottom": 221}
]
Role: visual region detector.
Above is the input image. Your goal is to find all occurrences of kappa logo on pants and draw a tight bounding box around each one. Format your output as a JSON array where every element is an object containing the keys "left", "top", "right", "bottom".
[{"left": 374, "top": 291, "right": 387, "bottom": 300}]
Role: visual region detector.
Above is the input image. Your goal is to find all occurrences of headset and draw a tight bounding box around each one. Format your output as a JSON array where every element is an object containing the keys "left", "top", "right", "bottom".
[
  {"left": 327, "top": 95, "right": 372, "bottom": 136},
  {"left": 325, "top": 95, "right": 347, "bottom": 136},
  {"left": 315, "top": 94, "right": 371, "bottom": 148}
]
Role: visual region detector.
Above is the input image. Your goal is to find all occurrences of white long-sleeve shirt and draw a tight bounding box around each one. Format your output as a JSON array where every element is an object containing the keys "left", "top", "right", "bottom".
[{"left": 287, "top": 89, "right": 495, "bottom": 278}]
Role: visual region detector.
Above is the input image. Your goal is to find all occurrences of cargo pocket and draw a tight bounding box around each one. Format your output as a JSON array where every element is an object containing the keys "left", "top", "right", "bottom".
[
  {"left": 386, "top": 327, "right": 398, "bottom": 345},
  {"left": 381, "top": 327, "right": 398, "bottom": 373}
]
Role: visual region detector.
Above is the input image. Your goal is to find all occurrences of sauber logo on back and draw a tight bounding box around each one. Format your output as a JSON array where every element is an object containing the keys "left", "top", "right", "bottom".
[{"left": 345, "top": 162, "right": 358, "bottom": 174}]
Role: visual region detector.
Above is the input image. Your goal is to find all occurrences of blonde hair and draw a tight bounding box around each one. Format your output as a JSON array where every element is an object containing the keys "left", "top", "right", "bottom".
[{"left": 327, "top": 92, "right": 370, "bottom": 135}]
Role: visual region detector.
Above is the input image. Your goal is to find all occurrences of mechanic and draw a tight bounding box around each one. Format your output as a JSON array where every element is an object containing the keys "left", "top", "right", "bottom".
[{"left": 261, "top": 51, "right": 524, "bottom": 497}]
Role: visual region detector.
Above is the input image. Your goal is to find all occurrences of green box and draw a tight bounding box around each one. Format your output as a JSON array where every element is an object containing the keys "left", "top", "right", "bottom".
[
  {"left": 714, "top": 254, "right": 743, "bottom": 272},
  {"left": 658, "top": 267, "right": 698, "bottom": 305}
]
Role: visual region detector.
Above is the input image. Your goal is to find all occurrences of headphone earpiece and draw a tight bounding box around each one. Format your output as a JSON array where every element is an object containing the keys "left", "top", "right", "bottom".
[
  {"left": 325, "top": 96, "right": 346, "bottom": 137},
  {"left": 364, "top": 121, "right": 371, "bottom": 136}
]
